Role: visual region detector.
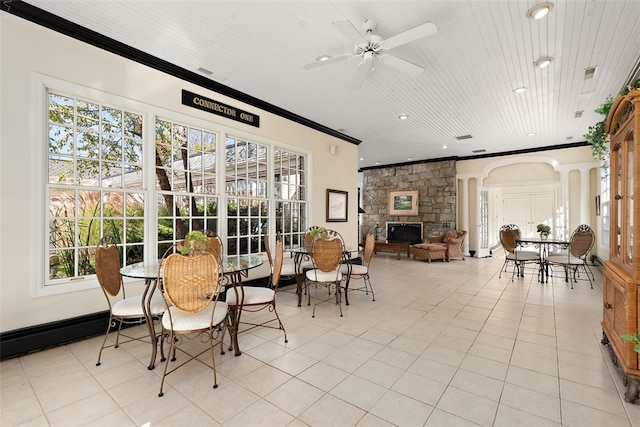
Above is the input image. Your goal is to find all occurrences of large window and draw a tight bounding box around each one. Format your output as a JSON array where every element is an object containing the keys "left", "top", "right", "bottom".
[
  {"left": 155, "top": 119, "right": 219, "bottom": 257},
  {"left": 274, "top": 148, "right": 307, "bottom": 248},
  {"left": 45, "top": 88, "right": 308, "bottom": 288},
  {"left": 47, "top": 93, "right": 144, "bottom": 283},
  {"left": 225, "top": 136, "right": 269, "bottom": 255}
]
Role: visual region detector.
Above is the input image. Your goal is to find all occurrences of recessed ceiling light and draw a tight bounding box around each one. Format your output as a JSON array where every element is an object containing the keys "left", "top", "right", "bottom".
[
  {"left": 375, "top": 161, "right": 380, "bottom": 165},
  {"left": 534, "top": 56, "right": 553, "bottom": 69},
  {"left": 360, "top": 157, "right": 364, "bottom": 161},
  {"left": 442, "top": 144, "right": 448, "bottom": 149},
  {"left": 398, "top": 114, "right": 409, "bottom": 120},
  {"left": 527, "top": 132, "right": 536, "bottom": 137},
  {"left": 514, "top": 87, "right": 527, "bottom": 94},
  {"left": 407, "top": 157, "right": 413, "bottom": 161},
  {"left": 316, "top": 55, "right": 331, "bottom": 62},
  {"left": 526, "top": 2, "right": 554, "bottom": 19}
]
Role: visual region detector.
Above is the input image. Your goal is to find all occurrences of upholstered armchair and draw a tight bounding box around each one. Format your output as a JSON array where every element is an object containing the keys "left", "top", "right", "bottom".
[{"left": 427, "top": 230, "right": 467, "bottom": 261}]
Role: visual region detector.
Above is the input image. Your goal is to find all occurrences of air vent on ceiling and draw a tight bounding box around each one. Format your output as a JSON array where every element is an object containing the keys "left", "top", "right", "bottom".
[
  {"left": 575, "top": 110, "right": 583, "bottom": 118},
  {"left": 455, "top": 134, "right": 473, "bottom": 140},
  {"left": 197, "top": 67, "right": 213, "bottom": 75},
  {"left": 472, "top": 149, "right": 486, "bottom": 153},
  {"left": 584, "top": 66, "right": 598, "bottom": 80},
  {"left": 337, "top": 128, "right": 348, "bottom": 133}
]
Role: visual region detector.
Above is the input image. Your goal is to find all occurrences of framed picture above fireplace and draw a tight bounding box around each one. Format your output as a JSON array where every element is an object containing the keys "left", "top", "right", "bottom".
[{"left": 389, "top": 190, "right": 418, "bottom": 216}]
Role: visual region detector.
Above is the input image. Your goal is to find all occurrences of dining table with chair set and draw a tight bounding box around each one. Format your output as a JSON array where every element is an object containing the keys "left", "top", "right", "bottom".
[
  {"left": 93, "top": 227, "right": 375, "bottom": 397},
  {"left": 500, "top": 223, "right": 596, "bottom": 288}
]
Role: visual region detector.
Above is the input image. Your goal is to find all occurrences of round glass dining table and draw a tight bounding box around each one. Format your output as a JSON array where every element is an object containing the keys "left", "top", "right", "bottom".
[{"left": 120, "top": 255, "right": 264, "bottom": 365}]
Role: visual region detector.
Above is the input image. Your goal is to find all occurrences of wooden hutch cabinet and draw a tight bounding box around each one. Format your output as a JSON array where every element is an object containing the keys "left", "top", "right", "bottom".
[{"left": 602, "top": 89, "right": 640, "bottom": 403}]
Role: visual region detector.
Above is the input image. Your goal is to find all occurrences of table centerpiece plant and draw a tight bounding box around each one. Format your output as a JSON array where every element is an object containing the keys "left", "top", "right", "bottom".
[
  {"left": 181, "top": 230, "right": 210, "bottom": 255},
  {"left": 536, "top": 224, "right": 551, "bottom": 239}
]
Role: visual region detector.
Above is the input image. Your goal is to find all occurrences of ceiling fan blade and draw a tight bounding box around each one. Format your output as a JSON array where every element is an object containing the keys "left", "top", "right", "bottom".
[
  {"left": 351, "top": 61, "right": 371, "bottom": 90},
  {"left": 303, "top": 54, "right": 352, "bottom": 70},
  {"left": 333, "top": 20, "right": 366, "bottom": 44},
  {"left": 379, "top": 54, "right": 424, "bottom": 77},
  {"left": 381, "top": 21, "right": 437, "bottom": 50}
]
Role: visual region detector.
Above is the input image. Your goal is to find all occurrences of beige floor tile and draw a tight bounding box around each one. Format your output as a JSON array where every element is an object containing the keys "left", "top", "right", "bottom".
[
  {"left": 370, "top": 389, "right": 433, "bottom": 426},
  {"left": 425, "top": 408, "right": 484, "bottom": 426},
  {"left": 493, "top": 404, "right": 561, "bottom": 427},
  {"left": 436, "top": 386, "right": 498, "bottom": 426},
  {"left": 265, "top": 378, "right": 325, "bottom": 417},
  {"left": 500, "top": 383, "right": 561, "bottom": 422},
  {"left": 297, "top": 361, "right": 350, "bottom": 392},
  {"left": 505, "top": 365, "right": 560, "bottom": 397},
  {"left": 561, "top": 400, "right": 632, "bottom": 427},
  {"left": 460, "top": 354, "right": 509, "bottom": 380},
  {"left": 330, "top": 375, "right": 387, "bottom": 411},
  {"left": 353, "top": 359, "right": 404, "bottom": 388},
  {"left": 559, "top": 378, "right": 627, "bottom": 415},
  {"left": 299, "top": 393, "right": 366, "bottom": 426},
  {"left": 235, "top": 363, "right": 292, "bottom": 396},
  {"left": 391, "top": 371, "right": 448, "bottom": 406},
  {"left": 450, "top": 369, "right": 505, "bottom": 401},
  {"left": 47, "top": 391, "right": 121, "bottom": 427},
  {"left": 269, "top": 349, "right": 318, "bottom": 376},
  {"left": 224, "top": 398, "right": 295, "bottom": 427}
]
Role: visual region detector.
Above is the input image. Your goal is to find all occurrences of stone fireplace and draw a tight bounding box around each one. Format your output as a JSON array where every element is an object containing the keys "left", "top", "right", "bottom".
[{"left": 386, "top": 222, "right": 423, "bottom": 244}]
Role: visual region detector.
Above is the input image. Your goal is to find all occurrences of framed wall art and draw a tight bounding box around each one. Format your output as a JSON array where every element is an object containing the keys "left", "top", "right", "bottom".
[
  {"left": 326, "top": 189, "right": 348, "bottom": 222},
  {"left": 389, "top": 190, "right": 419, "bottom": 216}
]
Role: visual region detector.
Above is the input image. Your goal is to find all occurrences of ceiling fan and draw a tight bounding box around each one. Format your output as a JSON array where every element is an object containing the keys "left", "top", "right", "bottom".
[{"left": 303, "top": 19, "right": 437, "bottom": 90}]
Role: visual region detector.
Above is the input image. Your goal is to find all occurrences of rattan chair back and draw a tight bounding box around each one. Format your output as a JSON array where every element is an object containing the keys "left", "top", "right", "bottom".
[
  {"left": 499, "top": 228, "right": 517, "bottom": 255},
  {"left": 569, "top": 224, "right": 595, "bottom": 258},
  {"left": 264, "top": 233, "right": 273, "bottom": 266},
  {"left": 312, "top": 231, "right": 344, "bottom": 272},
  {"left": 362, "top": 233, "right": 375, "bottom": 264},
  {"left": 161, "top": 249, "right": 221, "bottom": 313},
  {"left": 304, "top": 226, "right": 321, "bottom": 252},
  {"left": 96, "top": 236, "right": 122, "bottom": 297},
  {"left": 272, "top": 239, "right": 284, "bottom": 289}
]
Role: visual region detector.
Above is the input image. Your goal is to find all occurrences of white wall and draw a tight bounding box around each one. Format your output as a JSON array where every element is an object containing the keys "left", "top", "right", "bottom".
[{"left": 0, "top": 14, "right": 359, "bottom": 332}]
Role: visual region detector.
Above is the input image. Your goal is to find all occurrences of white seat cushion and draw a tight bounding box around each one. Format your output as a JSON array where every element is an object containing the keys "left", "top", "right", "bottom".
[
  {"left": 306, "top": 269, "right": 342, "bottom": 282},
  {"left": 226, "top": 286, "right": 274, "bottom": 305},
  {"left": 112, "top": 293, "right": 166, "bottom": 317},
  {"left": 512, "top": 252, "right": 540, "bottom": 261},
  {"left": 162, "top": 301, "right": 228, "bottom": 332},
  {"left": 340, "top": 264, "right": 368, "bottom": 275},
  {"left": 546, "top": 254, "right": 583, "bottom": 265}
]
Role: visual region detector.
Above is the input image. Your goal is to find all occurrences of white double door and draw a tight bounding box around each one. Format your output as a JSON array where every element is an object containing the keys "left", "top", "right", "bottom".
[{"left": 503, "top": 191, "right": 554, "bottom": 237}]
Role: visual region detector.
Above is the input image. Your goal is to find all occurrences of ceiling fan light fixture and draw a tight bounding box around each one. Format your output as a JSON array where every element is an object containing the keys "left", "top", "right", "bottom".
[
  {"left": 526, "top": 2, "right": 554, "bottom": 20},
  {"left": 534, "top": 56, "right": 553, "bottom": 69}
]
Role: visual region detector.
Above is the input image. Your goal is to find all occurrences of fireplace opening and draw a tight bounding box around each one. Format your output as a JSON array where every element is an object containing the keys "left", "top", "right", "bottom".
[{"left": 386, "top": 222, "right": 423, "bottom": 244}]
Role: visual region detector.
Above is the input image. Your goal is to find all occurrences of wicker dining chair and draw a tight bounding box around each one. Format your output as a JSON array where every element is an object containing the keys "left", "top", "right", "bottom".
[
  {"left": 95, "top": 236, "right": 166, "bottom": 367},
  {"left": 264, "top": 233, "right": 297, "bottom": 284},
  {"left": 546, "top": 224, "right": 595, "bottom": 289},
  {"left": 157, "top": 242, "right": 227, "bottom": 397},
  {"left": 305, "top": 229, "right": 345, "bottom": 317},
  {"left": 498, "top": 225, "right": 541, "bottom": 281},
  {"left": 340, "top": 232, "right": 375, "bottom": 304},
  {"left": 226, "top": 237, "right": 288, "bottom": 345}
]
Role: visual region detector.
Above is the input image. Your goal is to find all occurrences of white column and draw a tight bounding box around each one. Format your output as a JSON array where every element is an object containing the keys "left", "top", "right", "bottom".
[
  {"left": 579, "top": 167, "right": 591, "bottom": 226},
  {"left": 460, "top": 177, "right": 470, "bottom": 256}
]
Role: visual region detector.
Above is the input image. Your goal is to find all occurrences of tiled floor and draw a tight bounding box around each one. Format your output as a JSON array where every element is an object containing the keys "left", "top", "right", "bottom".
[{"left": 2, "top": 252, "right": 639, "bottom": 426}]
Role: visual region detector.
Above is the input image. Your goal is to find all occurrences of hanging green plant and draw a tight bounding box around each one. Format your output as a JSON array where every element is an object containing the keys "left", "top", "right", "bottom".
[{"left": 584, "top": 95, "right": 613, "bottom": 179}]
